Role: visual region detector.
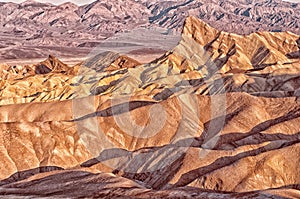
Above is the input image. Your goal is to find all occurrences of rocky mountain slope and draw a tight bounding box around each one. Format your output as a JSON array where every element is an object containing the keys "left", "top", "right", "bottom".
[
  {"left": 0, "top": 16, "right": 299, "bottom": 198},
  {"left": 146, "top": 0, "right": 300, "bottom": 34},
  {"left": 0, "top": 0, "right": 299, "bottom": 60}
]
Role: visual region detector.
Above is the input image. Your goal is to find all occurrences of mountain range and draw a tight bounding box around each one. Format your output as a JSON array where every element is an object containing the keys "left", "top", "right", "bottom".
[{"left": 0, "top": 0, "right": 299, "bottom": 60}]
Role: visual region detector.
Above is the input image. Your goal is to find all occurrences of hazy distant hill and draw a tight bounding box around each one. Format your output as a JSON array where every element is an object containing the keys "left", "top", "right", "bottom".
[{"left": 0, "top": 0, "right": 299, "bottom": 59}]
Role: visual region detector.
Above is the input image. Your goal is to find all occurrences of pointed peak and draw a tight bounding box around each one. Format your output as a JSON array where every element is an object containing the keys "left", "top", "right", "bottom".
[
  {"left": 43, "top": 55, "right": 68, "bottom": 68},
  {"left": 183, "top": 16, "right": 218, "bottom": 35},
  {"left": 183, "top": 16, "right": 213, "bottom": 28},
  {"left": 34, "top": 55, "right": 70, "bottom": 74},
  {"left": 58, "top": 1, "right": 78, "bottom": 9},
  {"left": 48, "top": 54, "right": 57, "bottom": 58},
  {"left": 46, "top": 54, "right": 61, "bottom": 62},
  {"left": 182, "top": 16, "right": 219, "bottom": 46}
]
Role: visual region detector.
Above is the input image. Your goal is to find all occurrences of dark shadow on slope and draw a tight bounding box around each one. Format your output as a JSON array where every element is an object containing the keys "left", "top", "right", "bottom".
[
  {"left": 273, "top": 184, "right": 300, "bottom": 190},
  {"left": 214, "top": 132, "right": 300, "bottom": 150},
  {"left": 206, "top": 44, "right": 237, "bottom": 77},
  {"left": 251, "top": 46, "right": 271, "bottom": 68},
  {"left": 174, "top": 72, "right": 300, "bottom": 98},
  {"left": 0, "top": 170, "right": 107, "bottom": 198},
  {"left": 80, "top": 134, "right": 299, "bottom": 190},
  {"left": 81, "top": 144, "right": 187, "bottom": 190},
  {"left": 35, "top": 64, "right": 52, "bottom": 74},
  {"left": 209, "top": 107, "right": 300, "bottom": 149},
  {"left": 173, "top": 140, "right": 299, "bottom": 187},
  {"left": 0, "top": 169, "right": 286, "bottom": 198},
  {"left": 72, "top": 100, "right": 156, "bottom": 122},
  {"left": 0, "top": 166, "right": 64, "bottom": 186},
  {"left": 149, "top": 0, "right": 194, "bottom": 23},
  {"left": 203, "top": 32, "right": 221, "bottom": 53},
  {"left": 286, "top": 37, "right": 300, "bottom": 59}
]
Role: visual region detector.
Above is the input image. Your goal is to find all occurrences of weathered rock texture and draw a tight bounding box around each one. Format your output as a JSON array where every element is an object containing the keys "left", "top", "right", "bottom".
[{"left": 0, "top": 16, "right": 299, "bottom": 198}]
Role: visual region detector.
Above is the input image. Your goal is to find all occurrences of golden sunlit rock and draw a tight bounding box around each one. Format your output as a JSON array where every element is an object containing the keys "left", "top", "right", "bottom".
[{"left": 0, "top": 13, "right": 299, "bottom": 198}]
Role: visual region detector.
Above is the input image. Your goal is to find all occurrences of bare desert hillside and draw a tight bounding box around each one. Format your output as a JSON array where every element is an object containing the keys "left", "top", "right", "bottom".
[{"left": 0, "top": 15, "right": 299, "bottom": 198}]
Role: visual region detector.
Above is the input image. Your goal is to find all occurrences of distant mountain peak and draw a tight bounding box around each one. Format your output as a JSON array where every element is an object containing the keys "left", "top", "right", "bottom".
[
  {"left": 21, "top": 0, "right": 39, "bottom": 5},
  {"left": 58, "top": 1, "right": 78, "bottom": 10}
]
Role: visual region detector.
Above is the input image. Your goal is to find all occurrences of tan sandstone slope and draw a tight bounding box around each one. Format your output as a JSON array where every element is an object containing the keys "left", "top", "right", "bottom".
[{"left": 0, "top": 16, "right": 299, "bottom": 198}]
